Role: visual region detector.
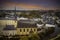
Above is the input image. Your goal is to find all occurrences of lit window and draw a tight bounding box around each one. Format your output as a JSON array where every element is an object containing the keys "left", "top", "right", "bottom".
[
  {"left": 31, "top": 28, "right": 32, "bottom": 31},
  {"left": 24, "top": 29, "right": 25, "bottom": 32},
  {"left": 27, "top": 29, "right": 29, "bottom": 32},
  {"left": 34, "top": 29, "right": 36, "bottom": 31},
  {"left": 20, "top": 29, "right": 22, "bottom": 32},
  {"left": 37, "top": 28, "right": 41, "bottom": 31}
]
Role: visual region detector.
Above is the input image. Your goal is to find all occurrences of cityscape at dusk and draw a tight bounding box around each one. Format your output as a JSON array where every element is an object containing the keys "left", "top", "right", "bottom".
[
  {"left": 0, "top": 0, "right": 60, "bottom": 10},
  {"left": 0, "top": 0, "right": 60, "bottom": 40}
]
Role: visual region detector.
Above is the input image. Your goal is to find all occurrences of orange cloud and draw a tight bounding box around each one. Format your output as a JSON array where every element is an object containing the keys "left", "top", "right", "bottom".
[{"left": 3, "top": 2, "right": 57, "bottom": 10}]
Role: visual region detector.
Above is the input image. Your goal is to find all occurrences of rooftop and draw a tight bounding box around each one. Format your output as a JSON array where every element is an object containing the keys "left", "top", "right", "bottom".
[
  {"left": 3, "top": 25, "right": 16, "bottom": 30},
  {"left": 0, "top": 17, "right": 16, "bottom": 20},
  {"left": 17, "top": 20, "right": 37, "bottom": 28}
]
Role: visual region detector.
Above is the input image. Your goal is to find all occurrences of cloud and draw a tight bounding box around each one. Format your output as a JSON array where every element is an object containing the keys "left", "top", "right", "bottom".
[{"left": 0, "top": 0, "right": 60, "bottom": 10}]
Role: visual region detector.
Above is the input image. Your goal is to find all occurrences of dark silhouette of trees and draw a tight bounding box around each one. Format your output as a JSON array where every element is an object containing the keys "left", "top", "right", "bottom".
[{"left": 0, "top": 11, "right": 6, "bottom": 17}]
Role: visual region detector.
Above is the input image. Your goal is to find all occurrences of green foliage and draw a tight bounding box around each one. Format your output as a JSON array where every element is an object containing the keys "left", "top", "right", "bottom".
[
  {"left": 29, "top": 34, "right": 40, "bottom": 40},
  {"left": 0, "top": 11, "right": 6, "bottom": 17},
  {"left": 55, "top": 37, "right": 60, "bottom": 40},
  {"left": 50, "top": 34, "right": 60, "bottom": 40},
  {"left": 19, "top": 11, "right": 41, "bottom": 18},
  {"left": 46, "top": 27, "right": 55, "bottom": 34},
  {"left": 38, "top": 28, "right": 55, "bottom": 40},
  {"left": 20, "top": 34, "right": 40, "bottom": 40},
  {"left": 20, "top": 36, "right": 29, "bottom": 40},
  {"left": 29, "top": 11, "right": 41, "bottom": 18},
  {"left": 38, "top": 30, "right": 47, "bottom": 40}
]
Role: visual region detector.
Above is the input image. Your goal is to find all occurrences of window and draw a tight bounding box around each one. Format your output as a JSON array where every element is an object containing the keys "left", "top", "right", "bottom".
[
  {"left": 20, "top": 29, "right": 22, "bottom": 32},
  {"left": 31, "top": 28, "right": 32, "bottom": 31},
  {"left": 27, "top": 29, "right": 29, "bottom": 32},
  {"left": 24, "top": 29, "right": 25, "bottom": 32},
  {"left": 37, "top": 28, "right": 41, "bottom": 31},
  {"left": 34, "top": 29, "right": 36, "bottom": 31},
  {"left": 30, "top": 29, "right": 33, "bottom": 33}
]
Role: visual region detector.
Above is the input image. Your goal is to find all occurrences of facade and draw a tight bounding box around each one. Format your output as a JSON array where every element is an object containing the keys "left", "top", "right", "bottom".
[
  {"left": 0, "top": 19, "right": 17, "bottom": 28},
  {"left": 0, "top": 17, "right": 38, "bottom": 35},
  {"left": 3, "top": 25, "right": 17, "bottom": 36},
  {"left": 0, "top": 18, "right": 17, "bottom": 35},
  {"left": 17, "top": 20, "right": 37, "bottom": 35}
]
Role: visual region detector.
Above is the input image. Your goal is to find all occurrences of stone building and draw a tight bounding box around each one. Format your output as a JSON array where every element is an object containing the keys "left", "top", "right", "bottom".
[
  {"left": 17, "top": 20, "right": 37, "bottom": 35},
  {"left": 3, "top": 25, "right": 17, "bottom": 36}
]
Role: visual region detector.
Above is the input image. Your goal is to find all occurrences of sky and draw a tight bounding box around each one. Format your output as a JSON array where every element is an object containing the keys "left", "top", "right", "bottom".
[{"left": 0, "top": 0, "right": 60, "bottom": 10}]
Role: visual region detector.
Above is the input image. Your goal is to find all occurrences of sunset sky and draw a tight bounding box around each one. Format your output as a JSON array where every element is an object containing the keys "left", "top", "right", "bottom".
[{"left": 0, "top": 0, "right": 60, "bottom": 10}]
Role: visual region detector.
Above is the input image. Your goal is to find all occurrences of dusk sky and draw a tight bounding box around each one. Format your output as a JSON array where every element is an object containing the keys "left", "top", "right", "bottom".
[{"left": 0, "top": 0, "right": 60, "bottom": 10}]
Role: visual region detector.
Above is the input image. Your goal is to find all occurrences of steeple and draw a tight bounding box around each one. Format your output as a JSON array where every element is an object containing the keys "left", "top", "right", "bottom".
[
  {"left": 15, "top": 6, "right": 16, "bottom": 14},
  {"left": 14, "top": 6, "right": 17, "bottom": 20}
]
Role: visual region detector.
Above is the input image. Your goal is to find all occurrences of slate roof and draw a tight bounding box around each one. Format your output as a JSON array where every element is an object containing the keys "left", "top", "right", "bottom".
[
  {"left": 17, "top": 20, "right": 37, "bottom": 28},
  {"left": 46, "top": 21, "right": 55, "bottom": 25},
  {"left": 0, "top": 17, "right": 16, "bottom": 20},
  {"left": 3, "top": 25, "right": 16, "bottom": 30},
  {"left": 19, "top": 20, "right": 36, "bottom": 24}
]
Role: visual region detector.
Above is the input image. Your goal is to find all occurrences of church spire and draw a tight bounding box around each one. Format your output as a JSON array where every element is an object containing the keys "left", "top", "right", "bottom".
[{"left": 14, "top": 6, "right": 17, "bottom": 21}]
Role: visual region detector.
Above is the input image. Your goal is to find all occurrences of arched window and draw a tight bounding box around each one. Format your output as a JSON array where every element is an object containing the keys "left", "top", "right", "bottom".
[
  {"left": 34, "top": 29, "right": 36, "bottom": 31},
  {"left": 24, "top": 29, "right": 25, "bottom": 32},
  {"left": 20, "top": 29, "right": 22, "bottom": 32},
  {"left": 27, "top": 29, "right": 29, "bottom": 32}
]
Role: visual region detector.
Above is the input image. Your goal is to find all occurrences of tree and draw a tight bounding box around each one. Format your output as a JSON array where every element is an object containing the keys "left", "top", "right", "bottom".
[
  {"left": 20, "top": 36, "right": 29, "bottom": 40},
  {"left": 38, "top": 29, "right": 47, "bottom": 40},
  {"left": 0, "top": 11, "right": 6, "bottom": 17},
  {"left": 29, "top": 34, "right": 40, "bottom": 40},
  {"left": 46, "top": 27, "right": 55, "bottom": 35},
  {"left": 50, "top": 34, "right": 60, "bottom": 40},
  {"left": 37, "top": 27, "right": 55, "bottom": 40}
]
